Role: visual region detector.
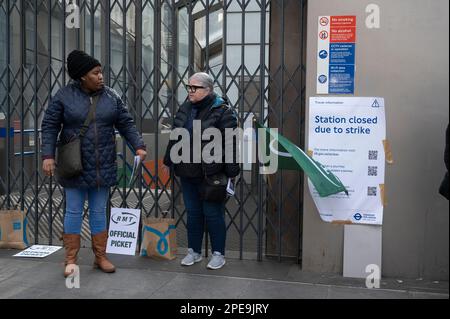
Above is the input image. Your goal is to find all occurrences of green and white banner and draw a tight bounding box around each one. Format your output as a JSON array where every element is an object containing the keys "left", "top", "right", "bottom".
[
  {"left": 256, "top": 122, "right": 348, "bottom": 197},
  {"left": 308, "top": 97, "right": 386, "bottom": 225}
]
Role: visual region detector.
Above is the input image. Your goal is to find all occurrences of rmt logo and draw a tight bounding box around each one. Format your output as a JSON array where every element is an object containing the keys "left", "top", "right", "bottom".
[{"left": 111, "top": 212, "right": 138, "bottom": 226}]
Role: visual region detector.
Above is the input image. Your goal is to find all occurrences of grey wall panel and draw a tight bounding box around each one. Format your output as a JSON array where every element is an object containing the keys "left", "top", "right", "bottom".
[{"left": 304, "top": 0, "right": 449, "bottom": 279}]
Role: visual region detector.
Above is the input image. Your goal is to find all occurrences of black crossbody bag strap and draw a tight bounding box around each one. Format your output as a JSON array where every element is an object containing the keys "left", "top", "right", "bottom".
[{"left": 79, "top": 95, "right": 99, "bottom": 138}]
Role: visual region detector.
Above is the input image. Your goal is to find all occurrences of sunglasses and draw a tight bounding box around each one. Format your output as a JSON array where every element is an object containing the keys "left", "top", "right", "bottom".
[{"left": 186, "top": 84, "right": 207, "bottom": 93}]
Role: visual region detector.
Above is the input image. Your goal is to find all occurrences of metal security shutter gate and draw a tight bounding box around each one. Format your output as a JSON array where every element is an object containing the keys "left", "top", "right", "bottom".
[{"left": 0, "top": 0, "right": 306, "bottom": 263}]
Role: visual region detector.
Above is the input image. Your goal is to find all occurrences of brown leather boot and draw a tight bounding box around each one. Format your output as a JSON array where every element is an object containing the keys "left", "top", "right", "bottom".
[
  {"left": 63, "top": 233, "right": 81, "bottom": 278},
  {"left": 91, "top": 230, "right": 116, "bottom": 273}
]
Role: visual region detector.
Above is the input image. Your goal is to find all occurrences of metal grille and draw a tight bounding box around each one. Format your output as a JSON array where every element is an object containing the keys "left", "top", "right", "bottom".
[{"left": 0, "top": 0, "right": 307, "bottom": 262}]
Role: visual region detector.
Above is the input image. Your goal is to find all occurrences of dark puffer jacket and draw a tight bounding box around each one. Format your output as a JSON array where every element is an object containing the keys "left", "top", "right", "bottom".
[
  {"left": 164, "top": 94, "right": 240, "bottom": 179},
  {"left": 41, "top": 81, "right": 145, "bottom": 188}
]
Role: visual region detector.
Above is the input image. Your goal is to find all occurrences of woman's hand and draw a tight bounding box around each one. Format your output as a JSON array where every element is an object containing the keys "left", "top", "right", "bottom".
[
  {"left": 43, "top": 159, "right": 56, "bottom": 177},
  {"left": 162, "top": 163, "right": 171, "bottom": 176},
  {"left": 136, "top": 149, "right": 147, "bottom": 161}
]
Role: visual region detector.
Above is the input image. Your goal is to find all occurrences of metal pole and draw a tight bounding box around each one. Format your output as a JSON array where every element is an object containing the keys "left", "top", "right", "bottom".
[
  {"left": 104, "top": 0, "right": 110, "bottom": 86},
  {"left": 187, "top": 0, "right": 193, "bottom": 76},
  {"left": 76, "top": 0, "right": 80, "bottom": 49},
  {"left": 257, "top": 0, "right": 267, "bottom": 262},
  {"left": 153, "top": 0, "right": 161, "bottom": 217},
  {"left": 278, "top": 0, "right": 285, "bottom": 262},
  {"left": 204, "top": 0, "right": 210, "bottom": 72},
  {"left": 221, "top": 0, "right": 226, "bottom": 96},
  {"left": 135, "top": 0, "right": 143, "bottom": 249},
  {"left": 297, "top": 0, "right": 307, "bottom": 265},
  {"left": 61, "top": 0, "right": 68, "bottom": 236},
  {"left": 103, "top": 0, "right": 112, "bottom": 227},
  {"left": 33, "top": 0, "right": 38, "bottom": 243},
  {"left": 170, "top": 0, "right": 177, "bottom": 220},
  {"left": 47, "top": 0, "right": 53, "bottom": 245},
  {"left": 121, "top": 0, "right": 127, "bottom": 206},
  {"left": 62, "top": 0, "right": 66, "bottom": 85},
  {"left": 239, "top": 0, "right": 246, "bottom": 260},
  {"left": 92, "top": 0, "right": 96, "bottom": 55},
  {"left": 222, "top": 0, "right": 229, "bottom": 258},
  {"left": 6, "top": 0, "right": 11, "bottom": 209},
  {"left": 19, "top": 0, "right": 27, "bottom": 231}
]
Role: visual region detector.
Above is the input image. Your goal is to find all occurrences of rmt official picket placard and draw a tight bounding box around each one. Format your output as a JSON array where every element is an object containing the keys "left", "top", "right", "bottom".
[
  {"left": 308, "top": 97, "right": 386, "bottom": 225},
  {"left": 106, "top": 208, "right": 141, "bottom": 255}
]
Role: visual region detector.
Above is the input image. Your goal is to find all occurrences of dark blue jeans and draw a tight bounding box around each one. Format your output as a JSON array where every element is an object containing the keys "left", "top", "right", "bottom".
[{"left": 180, "top": 178, "right": 226, "bottom": 255}]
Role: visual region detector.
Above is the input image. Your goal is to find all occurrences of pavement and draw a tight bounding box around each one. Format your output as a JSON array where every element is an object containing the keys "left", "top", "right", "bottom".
[{"left": 0, "top": 247, "right": 448, "bottom": 299}]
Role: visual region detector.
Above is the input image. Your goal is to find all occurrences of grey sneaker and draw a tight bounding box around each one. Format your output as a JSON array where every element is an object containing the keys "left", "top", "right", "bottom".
[
  {"left": 181, "top": 248, "right": 202, "bottom": 266},
  {"left": 207, "top": 251, "right": 226, "bottom": 270}
]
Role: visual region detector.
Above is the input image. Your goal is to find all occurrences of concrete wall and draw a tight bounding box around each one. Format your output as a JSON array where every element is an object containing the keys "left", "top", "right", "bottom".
[{"left": 303, "top": 0, "right": 449, "bottom": 280}]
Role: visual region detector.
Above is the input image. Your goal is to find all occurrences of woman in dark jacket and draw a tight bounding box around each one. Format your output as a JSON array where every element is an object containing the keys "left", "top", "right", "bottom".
[
  {"left": 41, "top": 50, "right": 146, "bottom": 277},
  {"left": 163, "top": 72, "right": 239, "bottom": 270},
  {"left": 439, "top": 123, "right": 449, "bottom": 200}
]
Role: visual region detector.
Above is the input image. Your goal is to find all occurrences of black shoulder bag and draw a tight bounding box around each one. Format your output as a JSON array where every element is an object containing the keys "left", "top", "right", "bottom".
[
  {"left": 201, "top": 173, "right": 228, "bottom": 202},
  {"left": 56, "top": 96, "right": 99, "bottom": 179}
]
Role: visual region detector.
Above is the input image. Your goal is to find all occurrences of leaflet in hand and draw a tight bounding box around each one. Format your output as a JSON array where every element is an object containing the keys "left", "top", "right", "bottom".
[
  {"left": 226, "top": 178, "right": 235, "bottom": 196},
  {"left": 129, "top": 155, "right": 141, "bottom": 187}
]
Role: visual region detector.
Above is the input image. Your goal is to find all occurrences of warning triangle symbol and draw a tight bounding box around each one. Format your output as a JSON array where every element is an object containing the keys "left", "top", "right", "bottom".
[{"left": 372, "top": 99, "right": 380, "bottom": 107}]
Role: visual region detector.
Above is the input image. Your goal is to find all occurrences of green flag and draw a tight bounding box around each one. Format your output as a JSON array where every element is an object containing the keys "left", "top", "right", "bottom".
[{"left": 256, "top": 122, "right": 348, "bottom": 197}]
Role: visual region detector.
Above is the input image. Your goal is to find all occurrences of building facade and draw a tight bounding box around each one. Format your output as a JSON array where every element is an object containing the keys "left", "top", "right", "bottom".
[{"left": 0, "top": 0, "right": 448, "bottom": 280}]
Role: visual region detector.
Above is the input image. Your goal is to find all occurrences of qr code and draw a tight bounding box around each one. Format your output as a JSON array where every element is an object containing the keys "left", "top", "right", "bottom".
[
  {"left": 367, "top": 187, "right": 377, "bottom": 196},
  {"left": 368, "top": 166, "right": 378, "bottom": 176},
  {"left": 368, "top": 150, "right": 378, "bottom": 160}
]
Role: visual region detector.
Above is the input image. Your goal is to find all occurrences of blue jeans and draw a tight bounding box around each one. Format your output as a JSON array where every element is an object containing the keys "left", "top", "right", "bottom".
[
  {"left": 181, "top": 178, "right": 226, "bottom": 255},
  {"left": 64, "top": 187, "right": 109, "bottom": 235}
]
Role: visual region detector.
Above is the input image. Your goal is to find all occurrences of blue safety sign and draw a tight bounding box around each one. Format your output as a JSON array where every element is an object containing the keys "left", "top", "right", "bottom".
[
  {"left": 319, "top": 50, "right": 328, "bottom": 59},
  {"left": 329, "top": 65, "right": 355, "bottom": 94}
]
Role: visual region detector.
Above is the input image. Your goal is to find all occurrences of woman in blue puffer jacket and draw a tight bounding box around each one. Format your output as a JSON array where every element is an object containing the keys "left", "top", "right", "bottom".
[{"left": 41, "top": 50, "right": 146, "bottom": 277}]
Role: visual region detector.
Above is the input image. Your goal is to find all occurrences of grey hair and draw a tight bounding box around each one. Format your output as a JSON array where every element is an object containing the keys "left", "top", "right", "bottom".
[{"left": 189, "top": 72, "right": 214, "bottom": 91}]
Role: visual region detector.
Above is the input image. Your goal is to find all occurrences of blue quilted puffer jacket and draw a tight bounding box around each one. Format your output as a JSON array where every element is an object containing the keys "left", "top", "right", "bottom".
[{"left": 41, "top": 81, "right": 145, "bottom": 188}]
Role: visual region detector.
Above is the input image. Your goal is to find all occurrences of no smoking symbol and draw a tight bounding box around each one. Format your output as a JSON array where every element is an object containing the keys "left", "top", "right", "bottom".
[{"left": 320, "top": 17, "right": 329, "bottom": 26}]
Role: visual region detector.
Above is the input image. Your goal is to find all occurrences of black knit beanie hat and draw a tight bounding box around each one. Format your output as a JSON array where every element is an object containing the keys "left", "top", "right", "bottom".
[{"left": 67, "top": 50, "right": 101, "bottom": 80}]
